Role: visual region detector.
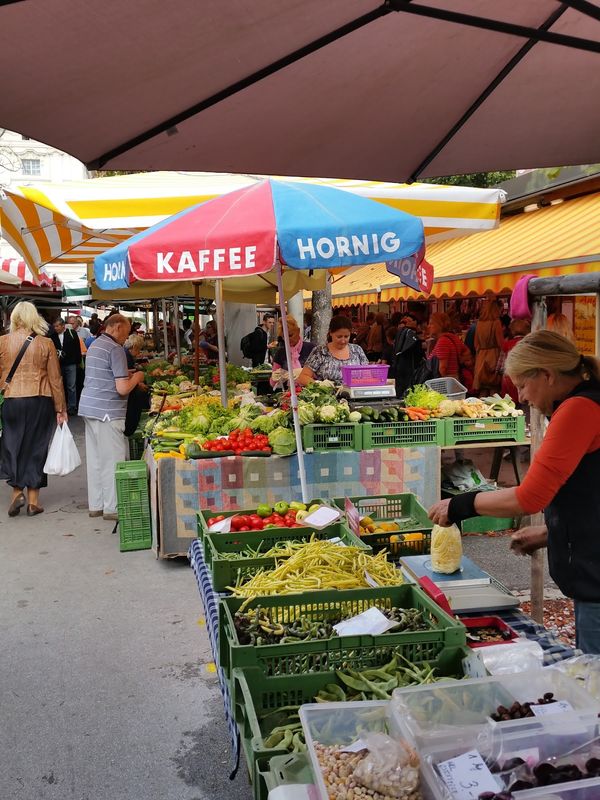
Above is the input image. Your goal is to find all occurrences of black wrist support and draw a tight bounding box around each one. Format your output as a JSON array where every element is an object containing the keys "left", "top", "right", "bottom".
[{"left": 447, "top": 490, "right": 481, "bottom": 524}]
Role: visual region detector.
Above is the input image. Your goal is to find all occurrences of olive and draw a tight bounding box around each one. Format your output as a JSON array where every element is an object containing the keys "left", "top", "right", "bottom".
[
  {"left": 477, "top": 793, "right": 497, "bottom": 800},
  {"left": 502, "top": 757, "right": 525, "bottom": 771},
  {"left": 509, "top": 779, "right": 535, "bottom": 791},
  {"left": 586, "top": 757, "right": 600, "bottom": 774},
  {"left": 533, "top": 762, "right": 557, "bottom": 784}
]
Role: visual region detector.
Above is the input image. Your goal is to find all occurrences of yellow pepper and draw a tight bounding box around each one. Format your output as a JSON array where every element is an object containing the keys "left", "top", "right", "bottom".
[{"left": 154, "top": 452, "right": 185, "bottom": 460}]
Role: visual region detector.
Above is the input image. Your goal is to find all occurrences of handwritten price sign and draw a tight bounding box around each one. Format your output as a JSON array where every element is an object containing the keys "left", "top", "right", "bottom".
[{"left": 437, "top": 750, "right": 500, "bottom": 799}]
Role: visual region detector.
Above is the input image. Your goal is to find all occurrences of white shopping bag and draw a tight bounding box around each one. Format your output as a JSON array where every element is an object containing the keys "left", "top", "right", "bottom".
[{"left": 43, "top": 422, "right": 82, "bottom": 476}]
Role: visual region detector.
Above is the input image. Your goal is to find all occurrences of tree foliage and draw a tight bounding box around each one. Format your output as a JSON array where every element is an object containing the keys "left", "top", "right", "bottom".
[{"left": 425, "top": 171, "right": 515, "bottom": 188}]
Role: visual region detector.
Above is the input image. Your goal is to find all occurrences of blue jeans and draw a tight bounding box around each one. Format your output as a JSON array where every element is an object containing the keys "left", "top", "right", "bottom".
[
  {"left": 62, "top": 363, "right": 77, "bottom": 412},
  {"left": 575, "top": 600, "right": 600, "bottom": 654}
]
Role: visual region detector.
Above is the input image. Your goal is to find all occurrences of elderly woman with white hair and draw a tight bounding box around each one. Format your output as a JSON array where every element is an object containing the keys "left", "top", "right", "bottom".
[{"left": 0, "top": 301, "right": 67, "bottom": 517}]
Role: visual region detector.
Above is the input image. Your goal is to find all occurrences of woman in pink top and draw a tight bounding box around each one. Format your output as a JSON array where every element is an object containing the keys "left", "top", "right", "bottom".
[{"left": 270, "top": 317, "right": 315, "bottom": 388}]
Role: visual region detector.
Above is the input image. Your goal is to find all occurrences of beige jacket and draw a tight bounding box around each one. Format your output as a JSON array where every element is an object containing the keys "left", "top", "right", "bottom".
[{"left": 0, "top": 331, "right": 66, "bottom": 412}]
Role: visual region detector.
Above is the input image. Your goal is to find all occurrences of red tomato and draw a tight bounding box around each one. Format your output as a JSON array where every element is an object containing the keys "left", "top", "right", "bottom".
[
  {"left": 261, "top": 446, "right": 272, "bottom": 453},
  {"left": 230, "top": 517, "right": 242, "bottom": 531},
  {"left": 236, "top": 515, "right": 249, "bottom": 527},
  {"left": 286, "top": 508, "right": 297, "bottom": 517},
  {"left": 207, "top": 517, "right": 216, "bottom": 525},
  {"left": 214, "top": 515, "right": 225, "bottom": 522},
  {"left": 239, "top": 525, "right": 250, "bottom": 532}
]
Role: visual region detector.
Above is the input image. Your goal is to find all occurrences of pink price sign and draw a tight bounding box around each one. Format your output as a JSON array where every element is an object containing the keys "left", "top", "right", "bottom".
[{"left": 345, "top": 497, "right": 361, "bottom": 538}]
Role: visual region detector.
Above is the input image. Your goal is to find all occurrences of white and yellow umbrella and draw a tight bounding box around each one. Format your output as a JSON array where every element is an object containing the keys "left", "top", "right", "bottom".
[{"left": 1, "top": 172, "right": 504, "bottom": 282}]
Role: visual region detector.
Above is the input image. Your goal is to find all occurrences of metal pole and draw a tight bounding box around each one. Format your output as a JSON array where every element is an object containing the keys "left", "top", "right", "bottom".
[
  {"left": 173, "top": 298, "right": 181, "bottom": 365},
  {"left": 528, "top": 297, "right": 548, "bottom": 624},
  {"left": 194, "top": 283, "right": 200, "bottom": 385},
  {"left": 276, "top": 264, "right": 309, "bottom": 503},
  {"left": 161, "top": 298, "right": 169, "bottom": 359},
  {"left": 215, "top": 280, "right": 228, "bottom": 408}
]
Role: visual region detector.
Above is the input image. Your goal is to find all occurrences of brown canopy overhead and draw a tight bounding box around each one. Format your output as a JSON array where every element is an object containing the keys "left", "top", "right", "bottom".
[{"left": 0, "top": 1, "right": 599, "bottom": 180}]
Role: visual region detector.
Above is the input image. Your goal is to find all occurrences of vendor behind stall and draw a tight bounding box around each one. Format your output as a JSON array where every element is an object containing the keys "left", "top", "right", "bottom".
[
  {"left": 428, "top": 331, "right": 600, "bottom": 653},
  {"left": 270, "top": 316, "right": 315, "bottom": 388},
  {"left": 298, "top": 315, "right": 368, "bottom": 385}
]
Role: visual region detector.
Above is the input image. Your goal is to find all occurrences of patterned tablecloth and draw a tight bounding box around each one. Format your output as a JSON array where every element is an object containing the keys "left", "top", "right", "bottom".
[{"left": 159, "top": 445, "right": 441, "bottom": 557}]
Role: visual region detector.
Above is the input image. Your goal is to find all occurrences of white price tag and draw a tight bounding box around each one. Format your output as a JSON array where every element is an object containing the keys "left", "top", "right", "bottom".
[
  {"left": 364, "top": 570, "right": 380, "bottom": 588},
  {"left": 474, "top": 422, "right": 486, "bottom": 429},
  {"left": 462, "top": 651, "right": 486, "bottom": 678},
  {"left": 208, "top": 516, "right": 233, "bottom": 532},
  {"left": 340, "top": 738, "right": 369, "bottom": 753},
  {"left": 333, "top": 607, "right": 398, "bottom": 637},
  {"left": 437, "top": 750, "right": 500, "bottom": 799},
  {"left": 530, "top": 700, "right": 573, "bottom": 716},
  {"left": 327, "top": 536, "right": 348, "bottom": 547},
  {"left": 303, "top": 505, "right": 341, "bottom": 529}
]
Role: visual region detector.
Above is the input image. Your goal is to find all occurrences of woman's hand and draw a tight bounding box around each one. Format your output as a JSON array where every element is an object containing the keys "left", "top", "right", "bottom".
[
  {"left": 510, "top": 525, "right": 548, "bottom": 556},
  {"left": 57, "top": 411, "right": 68, "bottom": 425},
  {"left": 428, "top": 498, "right": 451, "bottom": 526}
]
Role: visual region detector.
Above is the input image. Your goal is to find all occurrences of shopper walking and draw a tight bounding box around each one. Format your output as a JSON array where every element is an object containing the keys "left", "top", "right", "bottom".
[
  {"left": 79, "top": 314, "right": 145, "bottom": 521},
  {"left": 0, "top": 301, "right": 67, "bottom": 517},
  {"left": 365, "top": 312, "right": 387, "bottom": 362},
  {"left": 241, "top": 312, "right": 275, "bottom": 367},
  {"left": 50, "top": 317, "right": 82, "bottom": 415},
  {"left": 429, "top": 331, "right": 600, "bottom": 653}
]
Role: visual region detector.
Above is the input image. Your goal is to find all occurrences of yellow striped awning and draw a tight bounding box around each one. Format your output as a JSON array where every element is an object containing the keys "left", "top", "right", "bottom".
[
  {"left": 0, "top": 172, "right": 503, "bottom": 277},
  {"left": 326, "top": 192, "right": 600, "bottom": 304}
]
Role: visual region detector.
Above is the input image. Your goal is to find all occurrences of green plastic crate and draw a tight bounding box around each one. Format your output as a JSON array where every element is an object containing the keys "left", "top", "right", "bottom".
[
  {"left": 205, "top": 523, "right": 370, "bottom": 593},
  {"left": 332, "top": 492, "right": 433, "bottom": 561},
  {"left": 196, "top": 498, "right": 330, "bottom": 544},
  {"left": 302, "top": 423, "right": 362, "bottom": 452},
  {"left": 232, "top": 648, "right": 469, "bottom": 785},
  {"left": 362, "top": 418, "right": 445, "bottom": 448},
  {"left": 127, "top": 435, "right": 145, "bottom": 460},
  {"left": 219, "top": 583, "right": 465, "bottom": 681},
  {"left": 444, "top": 414, "right": 526, "bottom": 446},
  {"left": 115, "top": 461, "right": 152, "bottom": 552}
]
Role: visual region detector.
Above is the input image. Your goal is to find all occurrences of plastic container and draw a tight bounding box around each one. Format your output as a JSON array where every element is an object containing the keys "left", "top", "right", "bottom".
[
  {"left": 391, "top": 669, "right": 600, "bottom": 750},
  {"left": 205, "top": 523, "right": 370, "bottom": 593},
  {"left": 420, "top": 711, "right": 600, "bottom": 800},
  {"left": 362, "top": 418, "right": 445, "bottom": 448},
  {"left": 341, "top": 364, "right": 389, "bottom": 386},
  {"left": 254, "top": 753, "right": 314, "bottom": 800},
  {"left": 115, "top": 460, "right": 152, "bottom": 551},
  {"left": 300, "top": 701, "right": 392, "bottom": 800},
  {"left": 333, "top": 492, "right": 433, "bottom": 561},
  {"left": 425, "top": 377, "right": 467, "bottom": 400},
  {"left": 444, "top": 414, "right": 526, "bottom": 445},
  {"left": 219, "top": 583, "right": 466, "bottom": 681},
  {"left": 462, "top": 615, "right": 519, "bottom": 648},
  {"left": 232, "top": 648, "right": 469, "bottom": 789},
  {"left": 302, "top": 423, "right": 362, "bottom": 452},
  {"left": 196, "top": 499, "right": 332, "bottom": 544}
]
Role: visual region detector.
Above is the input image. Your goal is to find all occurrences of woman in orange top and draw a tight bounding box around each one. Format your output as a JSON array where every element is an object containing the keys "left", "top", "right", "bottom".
[{"left": 429, "top": 331, "right": 600, "bottom": 653}]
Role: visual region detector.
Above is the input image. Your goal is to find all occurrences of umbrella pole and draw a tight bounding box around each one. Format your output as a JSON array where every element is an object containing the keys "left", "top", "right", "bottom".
[
  {"left": 215, "top": 280, "right": 228, "bottom": 408},
  {"left": 161, "top": 299, "right": 169, "bottom": 358},
  {"left": 276, "top": 264, "right": 308, "bottom": 504},
  {"left": 194, "top": 283, "right": 200, "bottom": 385},
  {"left": 173, "top": 297, "right": 181, "bottom": 365}
]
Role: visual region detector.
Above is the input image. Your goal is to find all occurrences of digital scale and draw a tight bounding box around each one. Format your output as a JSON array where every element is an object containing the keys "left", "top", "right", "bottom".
[
  {"left": 341, "top": 379, "right": 397, "bottom": 401},
  {"left": 400, "top": 555, "right": 520, "bottom": 614}
]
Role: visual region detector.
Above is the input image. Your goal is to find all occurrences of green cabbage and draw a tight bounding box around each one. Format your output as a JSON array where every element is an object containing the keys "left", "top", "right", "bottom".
[
  {"left": 268, "top": 427, "right": 297, "bottom": 455},
  {"left": 297, "top": 402, "right": 316, "bottom": 425}
]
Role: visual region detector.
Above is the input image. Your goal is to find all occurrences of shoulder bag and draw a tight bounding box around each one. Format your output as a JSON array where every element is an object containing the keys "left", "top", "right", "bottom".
[{"left": 0, "top": 334, "right": 37, "bottom": 429}]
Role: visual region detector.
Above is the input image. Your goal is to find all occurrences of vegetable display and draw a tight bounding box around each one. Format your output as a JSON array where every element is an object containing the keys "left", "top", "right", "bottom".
[
  {"left": 202, "top": 429, "right": 271, "bottom": 455},
  {"left": 228, "top": 540, "right": 403, "bottom": 601}
]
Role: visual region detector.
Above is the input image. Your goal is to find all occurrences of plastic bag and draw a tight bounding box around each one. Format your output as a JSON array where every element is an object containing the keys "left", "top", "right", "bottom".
[
  {"left": 352, "top": 733, "right": 420, "bottom": 798},
  {"left": 550, "top": 655, "right": 600, "bottom": 700},
  {"left": 480, "top": 639, "right": 544, "bottom": 675},
  {"left": 43, "top": 423, "right": 81, "bottom": 476},
  {"left": 430, "top": 524, "right": 462, "bottom": 574}
]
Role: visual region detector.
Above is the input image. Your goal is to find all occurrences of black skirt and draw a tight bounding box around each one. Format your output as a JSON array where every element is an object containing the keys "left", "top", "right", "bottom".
[{"left": 0, "top": 396, "right": 55, "bottom": 489}]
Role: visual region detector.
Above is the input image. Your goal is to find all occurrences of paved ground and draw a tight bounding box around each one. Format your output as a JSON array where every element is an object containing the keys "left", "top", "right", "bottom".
[
  {"left": 0, "top": 430, "right": 555, "bottom": 800},
  {"left": 0, "top": 417, "right": 252, "bottom": 800}
]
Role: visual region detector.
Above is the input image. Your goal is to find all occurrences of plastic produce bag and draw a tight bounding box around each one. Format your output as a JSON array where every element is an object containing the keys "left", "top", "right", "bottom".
[
  {"left": 352, "top": 733, "right": 420, "bottom": 799},
  {"left": 430, "top": 524, "right": 462, "bottom": 574},
  {"left": 480, "top": 639, "right": 544, "bottom": 675},
  {"left": 43, "top": 423, "right": 81, "bottom": 476}
]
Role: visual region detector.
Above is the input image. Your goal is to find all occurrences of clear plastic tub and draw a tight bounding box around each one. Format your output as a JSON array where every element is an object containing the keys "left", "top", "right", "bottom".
[
  {"left": 391, "top": 669, "right": 600, "bottom": 749},
  {"left": 300, "top": 701, "right": 398, "bottom": 800},
  {"left": 420, "top": 711, "right": 600, "bottom": 800}
]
